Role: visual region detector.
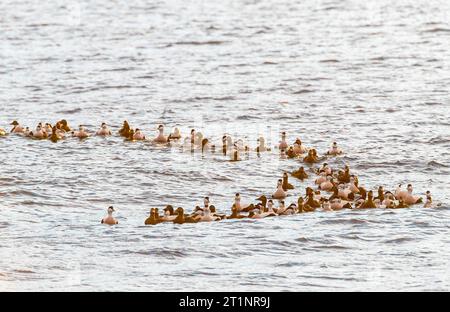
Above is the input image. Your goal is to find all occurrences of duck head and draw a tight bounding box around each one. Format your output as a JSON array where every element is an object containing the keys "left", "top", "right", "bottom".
[{"left": 107, "top": 206, "right": 115, "bottom": 214}]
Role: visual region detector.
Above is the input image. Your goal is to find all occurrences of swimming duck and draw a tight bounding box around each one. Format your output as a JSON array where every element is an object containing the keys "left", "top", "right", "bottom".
[
  {"left": 394, "top": 199, "right": 408, "bottom": 209},
  {"left": 159, "top": 205, "right": 177, "bottom": 222},
  {"left": 153, "top": 125, "right": 168, "bottom": 143},
  {"left": 56, "top": 119, "right": 71, "bottom": 132},
  {"left": 293, "top": 138, "right": 307, "bottom": 155},
  {"left": 348, "top": 176, "right": 360, "bottom": 193},
  {"left": 303, "top": 149, "right": 318, "bottom": 164},
  {"left": 272, "top": 179, "right": 287, "bottom": 199},
  {"left": 72, "top": 125, "right": 89, "bottom": 139},
  {"left": 209, "top": 205, "right": 226, "bottom": 219},
  {"left": 330, "top": 198, "right": 351, "bottom": 210},
  {"left": 279, "top": 131, "right": 288, "bottom": 150},
  {"left": 337, "top": 165, "right": 351, "bottom": 183},
  {"left": 305, "top": 193, "right": 321, "bottom": 209},
  {"left": 230, "top": 144, "right": 241, "bottom": 161},
  {"left": 233, "top": 193, "right": 254, "bottom": 212},
  {"left": 133, "top": 128, "right": 145, "bottom": 140},
  {"left": 292, "top": 167, "right": 308, "bottom": 180},
  {"left": 282, "top": 172, "right": 294, "bottom": 191},
  {"left": 168, "top": 127, "right": 181, "bottom": 140},
  {"left": 145, "top": 208, "right": 160, "bottom": 225},
  {"left": 118, "top": 120, "right": 131, "bottom": 137},
  {"left": 256, "top": 195, "right": 268, "bottom": 211},
  {"left": 96, "top": 123, "right": 112, "bottom": 136},
  {"left": 10, "top": 120, "right": 25, "bottom": 133},
  {"left": 321, "top": 200, "right": 333, "bottom": 212},
  {"left": 327, "top": 142, "right": 343, "bottom": 156},
  {"left": 297, "top": 197, "right": 305, "bottom": 213},
  {"left": 319, "top": 176, "right": 334, "bottom": 192},
  {"left": 289, "top": 146, "right": 299, "bottom": 158},
  {"left": 315, "top": 172, "right": 327, "bottom": 185},
  {"left": 49, "top": 126, "right": 62, "bottom": 143},
  {"left": 423, "top": 191, "right": 440, "bottom": 208},
  {"left": 394, "top": 184, "right": 409, "bottom": 201},
  {"left": 381, "top": 192, "right": 396, "bottom": 208},
  {"left": 256, "top": 137, "right": 270, "bottom": 152},
  {"left": 359, "top": 190, "right": 377, "bottom": 209},
  {"left": 274, "top": 201, "right": 287, "bottom": 215},
  {"left": 101, "top": 206, "right": 118, "bottom": 225},
  {"left": 227, "top": 206, "right": 246, "bottom": 219},
  {"left": 404, "top": 184, "right": 423, "bottom": 205},
  {"left": 43, "top": 123, "right": 52, "bottom": 134},
  {"left": 265, "top": 200, "right": 278, "bottom": 215},
  {"left": 31, "top": 124, "right": 47, "bottom": 139},
  {"left": 199, "top": 205, "right": 221, "bottom": 222},
  {"left": 258, "top": 203, "right": 277, "bottom": 218},
  {"left": 280, "top": 149, "right": 287, "bottom": 159},
  {"left": 337, "top": 183, "right": 354, "bottom": 200},
  {"left": 317, "top": 163, "right": 332, "bottom": 175},
  {"left": 171, "top": 207, "right": 196, "bottom": 224}
]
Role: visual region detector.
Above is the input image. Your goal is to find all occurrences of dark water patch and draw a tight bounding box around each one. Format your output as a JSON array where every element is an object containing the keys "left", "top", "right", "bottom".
[{"left": 262, "top": 61, "right": 277, "bottom": 65}]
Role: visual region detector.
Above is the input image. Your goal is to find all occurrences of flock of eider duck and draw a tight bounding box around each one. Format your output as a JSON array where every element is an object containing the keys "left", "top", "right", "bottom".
[{"left": 0, "top": 119, "right": 442, "bottom": 226}]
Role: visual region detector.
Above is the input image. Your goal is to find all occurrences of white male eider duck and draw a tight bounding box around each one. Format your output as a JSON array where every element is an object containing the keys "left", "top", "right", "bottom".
[
  {"left": 101, "top": 206, "right": 118, "bottom": 225},
  {"left": 153, "top": 125, "right": 168, "bottom": 143},
  {"left": 279, "top": 131, "right": 288, "bottom": 150},
  {"left": 327, "top": 142, "right": 343, "bottom": 155},
  {"left": 73, "top": 125, "right": 90, "bottom": 139},
  {"left": 96, "top": 123, "right": 112, "bottom": 136},
  {"left": 272, "top": 179, "right": 287, "bottom": 199}
]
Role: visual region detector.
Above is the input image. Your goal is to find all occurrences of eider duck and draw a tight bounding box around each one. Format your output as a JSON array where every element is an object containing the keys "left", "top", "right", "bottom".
[
  {"left": 272, "top": 179, "right": 287, "bottom": 199},
  {"left": 292, "top": 166, "right": 308, "bottom": 180},
  {"left": 101, "top": 206, "right": 118, "bottom": 225},
  {"left": 282, "top": 172, "right": 294, "bottom": 191},
  {"left": 72, "top": 125, "right": 89, "bottom": 139},
  {"left": 327, "top": 142, "right": 343, "bottom": 156},
  {"left": 153, "top": 125, "right": 168, "bottom": 143},
  {"left": 118, "top": 120, "right": 131, "bottom": 137},
  {"left": 96, "top": 123, "right": 112, "bottom": 136},
  {"left": 279, "top": 131, "right": 288, "bottom": 150},
  {"left": 10, "top": 120, "right": 25, "bottom": 133}
]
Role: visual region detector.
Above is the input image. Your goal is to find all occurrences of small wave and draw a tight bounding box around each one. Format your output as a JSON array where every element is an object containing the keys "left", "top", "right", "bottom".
[
  {"left": 311, "top": 244, "right": 351, "bottom": 250},
  {"left": 384, "top": 237, "right": 415, "bottom": 244},
  {"left": 427, "top": 160, "right": 448, "bottom": 168},
  {"left": 292, "top": 89, "right": 314, "bottom": 94},
  {"left": 319, "top": 59, "right": 339, "bottom": 63},
  {"left": 100, "top": 67, "right": 136, "bottom": 72},
  {"left": 262, "top": 61, "right": 277, "bottom": 65},
  {"left": 166, "top": 40, "right": 228, "bottom": 47},
  {"left": 423, "top": 27, "right": 450, "bottom": 33},
  {"left": 57, "top": 108, "right": 82, "bottom": 114},
  {"left": 319, "top": 218, "right": 367, "bottom": 225}
]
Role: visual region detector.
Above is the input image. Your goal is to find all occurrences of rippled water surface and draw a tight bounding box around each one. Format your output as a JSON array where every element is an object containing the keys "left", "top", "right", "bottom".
[{"left": 1, "top": 0, "right": 450, "bottom": 291}]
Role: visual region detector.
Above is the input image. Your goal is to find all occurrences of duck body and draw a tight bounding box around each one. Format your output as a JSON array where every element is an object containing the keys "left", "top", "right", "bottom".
[
  {"left": 292, "top": 167, "right": 308, "bottom": 180},
  {"left": 101, "top": 207, "right": 118, "bottom": 225}
]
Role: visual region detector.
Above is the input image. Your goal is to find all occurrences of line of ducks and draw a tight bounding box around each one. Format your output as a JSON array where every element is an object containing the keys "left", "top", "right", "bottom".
[
  {"left": 2, "top": 120, "right": 440, "bottom": 227},
  {"left": 101, "top": 164, "right": 440, "bottom": 225},
  {"left": 1, "top": 120, "right": 343, "bottom": 161}
]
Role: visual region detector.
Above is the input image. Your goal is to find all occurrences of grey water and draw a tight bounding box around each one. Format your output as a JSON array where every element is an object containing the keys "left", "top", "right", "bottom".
[{"left": 0, "top": 0, "right": 449, "bottom": 291}]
